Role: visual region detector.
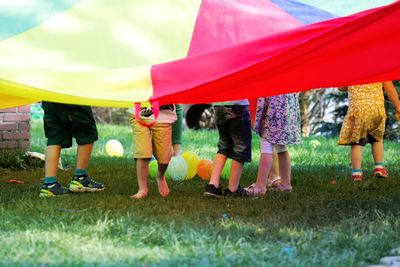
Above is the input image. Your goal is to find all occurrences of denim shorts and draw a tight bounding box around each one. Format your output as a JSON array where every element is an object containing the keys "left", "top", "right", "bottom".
[{"left": 215, "top": 105, "right": 252, "bottom": 163}]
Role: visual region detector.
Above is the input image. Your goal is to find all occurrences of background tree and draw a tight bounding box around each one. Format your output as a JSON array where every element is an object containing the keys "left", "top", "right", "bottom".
[
  {"left": 91, "top": 107, "right": 127, "bottom": 125},
  {"left": 384, "top": 80, "right": 400, "bottom": 140},
  {"left": 300, "top": 88, "right": 338, "bottom": 137},
  {"left": 86, "top": 81, "right": 400, "bottom": 139}
]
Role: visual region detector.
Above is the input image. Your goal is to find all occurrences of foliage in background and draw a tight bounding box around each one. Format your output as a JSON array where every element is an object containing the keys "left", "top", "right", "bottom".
[
  {"left": 311, "top": 89, "right": 348, "bottom": 137},
  {"left": 30, "top": 103, "right": 44, "bottom": 120},
  {"left": 30, "top": 81, "right": 400, "bottom": 138},
  {"left": 311, "top": 81, "right": 400, "bottom": 140},
  {"left": 198, "top": 106, "right": 216, "bottom": 129},
  {"left": 30, "top": 103, "right": 128, "bottom": 125},
  {"left": 299, "top": 89, "right": 337, "bottom": 136},
  {"left": 0, "top": 151, "right": 44, "bottom": 171},
  {"left": 385, "top": 80, "right": 400, "bottom": 140},
  {"left": 91, "top": 107, "right": 128, "bottom": 125}
]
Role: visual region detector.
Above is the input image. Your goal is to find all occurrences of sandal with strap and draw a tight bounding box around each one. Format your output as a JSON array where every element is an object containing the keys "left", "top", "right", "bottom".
[
  {"left": 267, "top": 176, "right": 281, "bottom": 188},
  {"left": 244, "top": 183, "right": 267, "bottom": 197},
  {"left": 271, "top": 184, "right": 292, "bottom": 193}
]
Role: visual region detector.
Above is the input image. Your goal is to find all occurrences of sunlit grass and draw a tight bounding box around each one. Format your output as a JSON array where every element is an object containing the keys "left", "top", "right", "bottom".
[{"left": 1, "top": 121, "right": 400, "bottom": 266}]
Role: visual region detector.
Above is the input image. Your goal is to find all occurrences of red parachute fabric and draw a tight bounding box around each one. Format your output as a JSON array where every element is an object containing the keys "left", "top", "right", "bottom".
[
  {"left": 187, "top": 0, "right": 306, "bottom": 123},
  {"left": 188, "top": 0, "right": 303, "bottom": 56},
  {"left": 151, "top": 1, "right": 400, "bottom": 105}
]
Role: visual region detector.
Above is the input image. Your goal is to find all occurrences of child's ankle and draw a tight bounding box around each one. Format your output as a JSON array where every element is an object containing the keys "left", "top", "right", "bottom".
[
  {"left": 255, "top": 179, "right": 267, "bottom": 189},
  {"left": 374, "top": 162, "right": 384, "bottom": 169},
  {"left": 44, "top": 176, "right": 57, "bottom": 185},
  {"left": 75, "top": 169, "right": 87, "bottom": 176}
]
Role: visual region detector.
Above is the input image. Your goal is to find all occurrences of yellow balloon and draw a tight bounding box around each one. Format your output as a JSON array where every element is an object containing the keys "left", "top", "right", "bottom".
[
  {"left": 181, "top": 151, "right": 199, "bottom": 179},
  {"left": 105, "top": 139, "right": 124, "bottom": 157}
]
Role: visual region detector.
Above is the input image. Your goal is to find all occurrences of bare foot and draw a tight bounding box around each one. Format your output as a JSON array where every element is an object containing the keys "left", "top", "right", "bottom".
[
  {"left": 130, "top": 191, "right": 148, "bottom": 199},
  {"left": 157, "top": 177, "right": 170, "bottom": 197}
]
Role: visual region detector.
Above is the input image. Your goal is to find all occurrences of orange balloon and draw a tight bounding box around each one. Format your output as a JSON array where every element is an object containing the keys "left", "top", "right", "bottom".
[{"left": 197, "top": 159, "right": 213, "bottom": 181}]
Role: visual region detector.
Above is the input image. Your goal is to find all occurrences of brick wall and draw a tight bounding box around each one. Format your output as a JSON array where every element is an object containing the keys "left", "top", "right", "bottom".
[{"left": 0, "top": 106, "right": 31, "bottom": 151}]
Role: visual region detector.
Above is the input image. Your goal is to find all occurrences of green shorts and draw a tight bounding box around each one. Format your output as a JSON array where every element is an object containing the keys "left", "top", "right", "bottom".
[
  {"left": 42, "top": 102, "right": 98, "bottom": 148},
  {"left": 172, "top": 104, "right": 183, "bottom": 145}
]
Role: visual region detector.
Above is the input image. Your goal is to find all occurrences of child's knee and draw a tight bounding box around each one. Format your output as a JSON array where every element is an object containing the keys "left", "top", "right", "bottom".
[{"left": 260, "top": 140, "right": 274, "bottom": 154}]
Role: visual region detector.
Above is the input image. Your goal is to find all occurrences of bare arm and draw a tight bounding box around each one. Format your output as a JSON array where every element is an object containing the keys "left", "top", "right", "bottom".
[{"left": 383, "top": 81, "right": 400, "bottom": 119}]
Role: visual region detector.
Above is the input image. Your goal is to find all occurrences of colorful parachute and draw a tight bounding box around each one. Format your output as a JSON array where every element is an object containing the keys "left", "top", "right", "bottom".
[{"left": 0, "top": 0, "right": 398, "bottom": 109}]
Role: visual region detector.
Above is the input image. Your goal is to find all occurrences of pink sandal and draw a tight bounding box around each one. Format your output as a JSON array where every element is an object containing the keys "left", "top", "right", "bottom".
[
  {"left": 267, "top": 176, "right": 281, "bottom": 188},
  {"left": 272, "top": 184, "right": 292, "bottom": 193},
  {"left": 244, "top": 183, "right": 267, "bottom": 197}
]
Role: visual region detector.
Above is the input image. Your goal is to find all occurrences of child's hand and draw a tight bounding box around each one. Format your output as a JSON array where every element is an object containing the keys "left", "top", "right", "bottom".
[
  {"left": 395, "top": 104, "right": 400, "bottom": 121},
  {"left": 396, "top": 111, "right": 400, "bottom": 121}
]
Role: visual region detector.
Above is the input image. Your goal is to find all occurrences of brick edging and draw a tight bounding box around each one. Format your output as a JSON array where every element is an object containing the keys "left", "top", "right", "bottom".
[{"left": 0, "top": 106, "right": 31, "bottom": 150}]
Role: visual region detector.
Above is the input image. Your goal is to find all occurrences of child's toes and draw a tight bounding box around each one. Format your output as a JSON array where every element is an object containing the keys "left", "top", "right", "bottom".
[{"left": 130, "top": 191, "right": 148, "bottom": 199}]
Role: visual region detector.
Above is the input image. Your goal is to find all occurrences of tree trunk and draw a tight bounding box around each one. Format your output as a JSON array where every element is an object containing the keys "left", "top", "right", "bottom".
[{"left": 299, "top": 92, "right": 309, "bottom": 137}]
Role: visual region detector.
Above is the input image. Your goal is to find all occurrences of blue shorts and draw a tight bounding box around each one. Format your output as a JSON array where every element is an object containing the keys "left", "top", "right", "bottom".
[{"left": 215, "top": 105, "right": 252, "bottom": 163}]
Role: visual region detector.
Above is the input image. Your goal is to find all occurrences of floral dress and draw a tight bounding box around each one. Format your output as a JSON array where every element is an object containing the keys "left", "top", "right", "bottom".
[
  {"left": 338, "top": 82, "right": 386, "bottom": 145},
  {"left": 254, "top": 93, "right": 301, "bottom": 145}
]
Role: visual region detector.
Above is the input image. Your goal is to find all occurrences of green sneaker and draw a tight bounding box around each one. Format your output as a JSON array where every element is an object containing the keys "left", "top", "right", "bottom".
[
  {"left": 69, "top": 174, "right": 105, "bottom": 193},
  {"left": 39, "top": 182, "right": 69, "bottom": 198}
]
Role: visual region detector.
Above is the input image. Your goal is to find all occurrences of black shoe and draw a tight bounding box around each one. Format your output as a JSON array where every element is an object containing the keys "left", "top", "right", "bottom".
[
  {"left": 39, "top": 182, "right": 70, "bottom": 198},
  {"left": 69, "top": 174, "right": 105, "bottom": 193},
  {"left": 204, "top": 184, "right": 223, "bottom": 198},
  {"left": 224, "top": 186, "right": 249, "bottom": 198}
]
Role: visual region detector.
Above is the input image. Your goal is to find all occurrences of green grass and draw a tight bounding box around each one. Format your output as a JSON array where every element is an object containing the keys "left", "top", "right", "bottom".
[{"left": 1, "top": 121, "right": 400, "bottom": 266}]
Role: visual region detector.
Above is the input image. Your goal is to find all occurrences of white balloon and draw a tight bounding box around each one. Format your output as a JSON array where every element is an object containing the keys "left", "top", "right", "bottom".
[
  {"left": 105, "top": 139, "right": 124, "bottom": 157},
  {"left": 167, "top": 156, "right": 188, "bottom": 181}
]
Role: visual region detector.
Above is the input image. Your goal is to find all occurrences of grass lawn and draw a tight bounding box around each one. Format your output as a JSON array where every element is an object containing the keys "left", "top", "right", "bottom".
[{"left": 1, "top": 120, "right": 400, "bottom": 266}]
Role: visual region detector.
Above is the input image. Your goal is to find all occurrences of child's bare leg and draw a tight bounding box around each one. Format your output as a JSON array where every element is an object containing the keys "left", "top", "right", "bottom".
[
  {"left": 156, "top": 163, "right": 170, "bottom": 197},
  {"left": 131, "top": 158, "right": 150, "bottom": 199},
  {"left": 278, "top": 151, "right": 291, "bottom": 189},
  {"left": 76, "top": 143, "right": 93, "bottom": 170},
  {"left": 350, "top": 145, "right": 363, "bottom": 170},
  {"left": 371, "top": 141, "right": 388, "bottom": 177},
  {"left": 371, "top": 141, "right": 384, "bottom": 163},
  {"left": 269, "top": 150, "right": 280, "bottom": 180},
  {"left": 172, "top": 144, "right": 182, "bottom": 157},
  {"left": 45, "top": 145, "right": 62, "bottom": 177},
  {"left": 349, "top": 144, "right": 364, "bottom": 180},
  {"left": 209, "top": 153, "right": 227, "bottom": 188},
  {"left": 255, "top": 153, "right": 273, "bottom": 189},
  {"left": 228, "top": 160, "right": 244, "bottom": 192}
]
